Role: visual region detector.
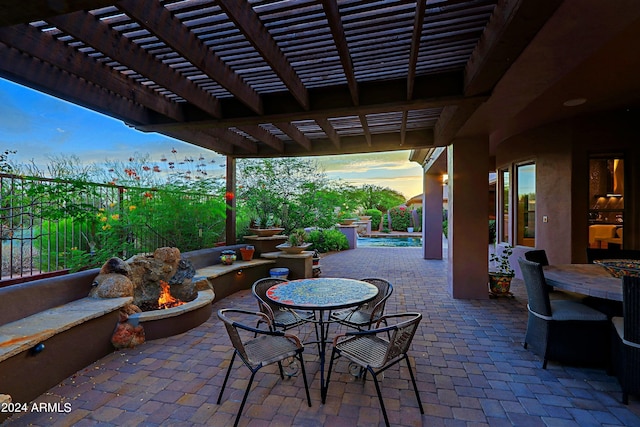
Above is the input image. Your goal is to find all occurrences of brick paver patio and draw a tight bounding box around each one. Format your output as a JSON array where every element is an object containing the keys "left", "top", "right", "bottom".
[{"left": 4, "top": 247, "right": 640, "bottom": 426}]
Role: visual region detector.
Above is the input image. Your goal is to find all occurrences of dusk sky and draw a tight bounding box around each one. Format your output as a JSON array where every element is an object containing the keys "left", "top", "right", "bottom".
[{"left": 0, "top": 78, "right": 424, "bottom": 199}]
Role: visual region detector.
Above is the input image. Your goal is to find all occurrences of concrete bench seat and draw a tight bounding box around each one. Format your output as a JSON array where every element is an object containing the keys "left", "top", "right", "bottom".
[{"left": 0, "top": 296, "right": 131, "bottom": 363}]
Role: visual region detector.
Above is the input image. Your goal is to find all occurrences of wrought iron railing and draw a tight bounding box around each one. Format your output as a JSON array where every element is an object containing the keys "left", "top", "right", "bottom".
[{"left": 0, "top": 173, "right": 224, "bottom": 283}]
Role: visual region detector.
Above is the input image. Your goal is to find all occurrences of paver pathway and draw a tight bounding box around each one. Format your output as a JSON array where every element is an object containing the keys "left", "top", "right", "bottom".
[{"left": 4, "top": 247, "right": 640, "bottom": 426}]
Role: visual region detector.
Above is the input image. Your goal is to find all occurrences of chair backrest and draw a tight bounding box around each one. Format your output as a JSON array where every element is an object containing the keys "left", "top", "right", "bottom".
[
  {"left": 359, "top": 278, "right": 393, "bottom": 315},
  {"left": 382, "top": 312, "right": 422, "bottom": 363},
  {"left": 251, "top": 277, "right": 288, "bottom": 320},
  {"left": 518, "top": 258, "right": 552, "bottom": 317},
  {"left": 524, "top": 249, "right": 549, "bottom": 266},
  {"left": 623, "top": 276, "right": 640, "bottom": 344},
  {"left": 217, "top": 308, "right": 260, "bottom": 362}
]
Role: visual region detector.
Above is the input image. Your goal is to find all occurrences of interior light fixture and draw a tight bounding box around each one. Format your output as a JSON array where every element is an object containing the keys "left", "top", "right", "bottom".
[
  {"left": 606, "top": 193, "right": 622, "bottom": 198},
  {"left": 563, "top": 98, "right": 587, "bottom": 107}
]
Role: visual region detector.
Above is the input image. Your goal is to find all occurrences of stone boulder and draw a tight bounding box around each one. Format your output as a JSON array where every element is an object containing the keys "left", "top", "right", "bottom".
[{"left": 89, "top": 273, "right": 134, "bottom": 298}]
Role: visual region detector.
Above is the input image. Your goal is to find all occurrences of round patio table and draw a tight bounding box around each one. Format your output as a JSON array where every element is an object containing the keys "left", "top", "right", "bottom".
[{"left": 266, "top": 277, "right": 379, "bottom": 403}]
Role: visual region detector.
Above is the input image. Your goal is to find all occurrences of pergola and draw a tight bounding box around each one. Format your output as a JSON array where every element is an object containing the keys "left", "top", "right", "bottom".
[{"left": 2, "top": 0, "right": 639, "bottom": 298}]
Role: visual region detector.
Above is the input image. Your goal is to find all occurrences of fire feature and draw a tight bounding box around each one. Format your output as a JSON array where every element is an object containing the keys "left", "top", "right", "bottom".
[{"left": 158, "top": 280, "right": 185, "bottom": 310}]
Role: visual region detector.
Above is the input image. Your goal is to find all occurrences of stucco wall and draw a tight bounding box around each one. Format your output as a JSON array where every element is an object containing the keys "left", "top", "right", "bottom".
[
  {"left": 495, "top": 123, "right": 573, "bottom": 265},
  {"left": 495, "top": 109, "right": 639, "bottom": 264}
]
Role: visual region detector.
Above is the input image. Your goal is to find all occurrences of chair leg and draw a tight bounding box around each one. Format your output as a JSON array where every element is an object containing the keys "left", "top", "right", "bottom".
[
  {"left": 217, "top": 351, "right": 237, "bottom": 404},
  {"left": 324, "top": 348, "right": 339, "bottom": 404},
  {"left": 297, "top": 352, "right": 312, "bottom": 407},
  {"left": 370, "top": 367, "right": 390, "bottom": 427},
  {"left": 234, "top": 370, "right": 258, "bottom": 427},
  {"left": 404, "top": 355, "right": 424, "bottom": 414}
]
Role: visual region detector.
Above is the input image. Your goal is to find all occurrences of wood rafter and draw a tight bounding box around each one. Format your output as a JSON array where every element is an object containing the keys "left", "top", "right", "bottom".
[
  {"left": 316, "top": 117, "right": 340, "bottom": 149},
  {"left": 217, "top": 0, "right": 309, "bottom": 110},
  {"left": 274, "top": 122, "right": 312, "bottom": 151},
  {"left": 236, "top": 125, "right": 284, "bottom": 153},
  {"left": 117, "top": 0, "right": 263, "bottom": 115},
  {"left": 321, "top": 0, "right": 358, "bottom": 106},
  {"left": 47, "top": 10, "right": 222, "bottom": 118},
  {"left": 0, "top": 23, "right": 185, "bottom": 122}
]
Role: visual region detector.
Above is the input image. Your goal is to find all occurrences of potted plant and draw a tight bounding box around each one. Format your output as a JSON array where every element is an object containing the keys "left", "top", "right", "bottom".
[
  {"left": 489, "top": 244, "right": 515, "bottom": 296},
  {"left": 248, "top": 214, "right": 285, "bottom": 237},
  {"left": 276, "top": 229, "right": 312, "bottom": 254}
]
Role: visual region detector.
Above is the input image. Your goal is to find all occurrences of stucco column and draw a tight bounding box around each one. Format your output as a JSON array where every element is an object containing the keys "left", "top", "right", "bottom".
[
  {"left": 423, "top": 172, "right": 443, "bottom": 259},
  {"left": 447, "top": 139, "right": 489, "bottom": 299}
]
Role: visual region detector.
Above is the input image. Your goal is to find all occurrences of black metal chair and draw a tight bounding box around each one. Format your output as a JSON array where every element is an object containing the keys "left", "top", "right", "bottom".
[
  {"left": 252, "top": 277, "right": 315, "bottom": 331},
  {"left": 518, "top": 258, "right": 610, "bottom": 368},
  {"left": 329, "top": 278, "right": 393, "bottom": 330},
  {"left": 325, "top": 312, "right": 424, "bottom": 427},
  {"left": 611, "top": 276, "right": 640, "bottom": 404},
  {"left": 216, "top": 308, "right": 311, "bottom": 427}
]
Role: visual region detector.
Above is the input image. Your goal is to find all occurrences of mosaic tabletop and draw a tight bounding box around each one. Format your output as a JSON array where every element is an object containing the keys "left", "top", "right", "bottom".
[{"left": 266, "top": 278, "right": 379, "bottom": 310}]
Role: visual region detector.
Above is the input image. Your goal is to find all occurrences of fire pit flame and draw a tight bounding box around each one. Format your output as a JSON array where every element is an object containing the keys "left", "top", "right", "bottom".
[{"left": 158, "top": 280, "right": 185, "bottom": 309}]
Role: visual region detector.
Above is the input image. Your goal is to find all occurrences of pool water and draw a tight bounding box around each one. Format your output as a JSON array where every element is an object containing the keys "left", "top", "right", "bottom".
[{"left": 357, "top": 237, "right": 422, "bottom": 247}]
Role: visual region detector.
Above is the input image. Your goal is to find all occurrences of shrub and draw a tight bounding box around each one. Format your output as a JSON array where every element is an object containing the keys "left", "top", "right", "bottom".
[
  {"left": 308, "top": 228, "right": 349, "bottom": 253},
  {"left": 365, "top": 208, "right": 382, "bottom": 230},
  {"left": 388, "top": 206, "right": 411, "bottom": 231}
]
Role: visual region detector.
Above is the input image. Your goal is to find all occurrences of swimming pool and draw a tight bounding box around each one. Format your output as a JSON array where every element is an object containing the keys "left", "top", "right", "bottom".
[{"left": 357, "top": 237, "right": 422, "bottom": 247}]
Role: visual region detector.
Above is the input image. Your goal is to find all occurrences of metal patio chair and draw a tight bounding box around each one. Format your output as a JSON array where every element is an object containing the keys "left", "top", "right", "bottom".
[
  {"left": 251, "top": 277, "right": 315, "bottom": 331},
  {"left": 329, "top": 277, "right": 393, "bottom": 330},
  {"left": 611, "top": 276, "right": 640, "bottom": 404},
  {"left": 325, "top": 312, "right": 424, "bottom": 427},
  {"left": 216, "top": 308, "right": 311, "bottom": 427}
]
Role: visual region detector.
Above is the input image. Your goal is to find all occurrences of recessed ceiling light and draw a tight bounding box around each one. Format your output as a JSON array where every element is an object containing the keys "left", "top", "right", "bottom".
[{"left": 563, "top": 98, "right": 587, "bottom": 107}]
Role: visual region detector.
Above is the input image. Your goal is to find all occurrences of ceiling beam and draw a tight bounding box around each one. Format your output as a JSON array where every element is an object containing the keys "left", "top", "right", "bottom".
[
  {"left": 47, "top": 10, "right": 222, "bottom": 118},
  {"left": 274, "top": 122, "right": 312, "bottom": 151},
  {"left": 138, "top": 73, "right": 478, "bottom": 133},
  {"left": 236, "top": 125, "right": 284, "bottom": 153},
  {"left": 217, "top": 0, "right": 309, "bottom": 110},
  {"left": 117, "top": 0, "right": 263, "bottom": 115},
  {"left": 464, "top": 0, "right": 563, "bottom": 96},
  {"left": 433, "top": 97, "right": 487, "bottom": 146},
  {"left": 407, "top": 0, "right": 427, "bottom": 100},
  {"left": 321, "top": 0, "right": 359, "bottom": 106},
  {"left": 316, "top": 118, "right": 340, "bottom": 149},
  {"left": 358, "top": 115, "right": 372, "bottom": 146},
  {"left": 0, "top": 44, "right": 162, "bottom": 125},
  {"left": 206, "top": 128, "right": 258, "bottom": 154},
  {"left": 0, "top": 23, "right": 185, "bottom": 122},
  {"left": 0, "top": 1, "right": 117, "bottom": 27},
  {"left": 233, "top": 129, "right": 433, "bottom": 158}
]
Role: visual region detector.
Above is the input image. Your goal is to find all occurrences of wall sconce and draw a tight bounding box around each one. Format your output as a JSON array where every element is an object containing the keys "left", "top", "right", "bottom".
[
  {"left": 442, "top": 174, "right": 448, "bottom": 185},
  {"left": 236, "top": 269, "right": 243, "bottom": 276}
]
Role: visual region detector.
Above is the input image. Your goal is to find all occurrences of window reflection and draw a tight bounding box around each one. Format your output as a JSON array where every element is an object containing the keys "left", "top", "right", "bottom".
[{"left": 517, "top": 163, "right": 535, "bottom": 247}]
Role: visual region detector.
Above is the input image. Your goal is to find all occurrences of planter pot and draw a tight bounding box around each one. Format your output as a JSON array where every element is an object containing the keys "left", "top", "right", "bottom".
[
  {"left": 488, "top": 273, "right": 514, "bottom": 296},
  {"left": 248, "top": 227, "right": 285, "bottom": 237},
  {"left": 220, "top": 254, "right": 236, "bottom": 265},
  {"left": 407, "top": 227, "right": 414, "bottom": 233},
  {"left": 239, "top": 248, "right": 255, "bottom": 261},
  {"left": 275, "top": 242, "right": 312, "bottom": 254}
]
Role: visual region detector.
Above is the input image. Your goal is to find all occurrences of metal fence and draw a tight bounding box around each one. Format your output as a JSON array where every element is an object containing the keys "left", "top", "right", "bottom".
[{"left": 0, "top": 173, "right": 224, "bottom": 283}]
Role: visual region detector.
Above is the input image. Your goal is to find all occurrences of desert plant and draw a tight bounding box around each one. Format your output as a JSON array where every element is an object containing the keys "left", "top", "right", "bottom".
[{"left": 288, "top": 228, "right": 308, "bottom": 246}]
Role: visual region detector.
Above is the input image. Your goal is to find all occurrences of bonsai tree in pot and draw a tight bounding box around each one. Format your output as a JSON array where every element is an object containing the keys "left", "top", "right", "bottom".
[{"left": 489, "top": 244, "right": 515, "bottom": 296}]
